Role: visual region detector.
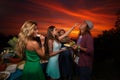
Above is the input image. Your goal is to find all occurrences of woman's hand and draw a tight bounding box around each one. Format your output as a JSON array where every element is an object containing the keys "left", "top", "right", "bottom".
[
  {"left": 61, "top": 47, "right": 67, "bottom": 51},
  {"left": 73, "top": 23, "right": 79, "bottom": 28},
  {"left": 71, "top": 44, "right": 78, "bottom": 50}
]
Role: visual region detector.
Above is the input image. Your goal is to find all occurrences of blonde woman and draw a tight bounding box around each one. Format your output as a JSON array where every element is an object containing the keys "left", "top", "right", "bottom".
[{"left": 15, "top": 20, "right": 45, "bottom": 80}]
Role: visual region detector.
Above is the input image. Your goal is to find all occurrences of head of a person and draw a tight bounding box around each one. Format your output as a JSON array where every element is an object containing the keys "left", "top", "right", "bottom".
[
  {"left": 15, "top": 20, "right": 38, "bottom": 57},
  {"left": 47, "top": 26, "right": 59, "bottom": 41},
  {"left": 47, "top": 26, "right": 58, "bottom": 37},
  {"left": 20, "top": 20, "right": 38, "bottom": 38},
  {"left": 79, "top": 20, "right": 93, "bottom": 34},
  {"left": 58, "top": 29, "right": 66, "bottom": 36}
]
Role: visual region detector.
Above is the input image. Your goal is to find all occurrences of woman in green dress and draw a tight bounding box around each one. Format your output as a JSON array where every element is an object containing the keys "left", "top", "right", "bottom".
[{"left": 15, "top": 20, "right": 46, "bottom": 80}]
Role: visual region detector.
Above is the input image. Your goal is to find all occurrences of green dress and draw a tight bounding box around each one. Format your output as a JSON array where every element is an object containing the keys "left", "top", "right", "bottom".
[{"left": 22, "top": 50, "right": 45, "bottom": 80}]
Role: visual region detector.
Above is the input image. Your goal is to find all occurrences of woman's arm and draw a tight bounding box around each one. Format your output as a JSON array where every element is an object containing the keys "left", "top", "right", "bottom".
[
  {"left": 34, "top": 41, "right": 45, "bottom": 57},
  {"left": 59, "top": 23, "right": 78, "bottom": 40},
  {"left": 48, "top": 39, "right": 66, "bottom": 56}
]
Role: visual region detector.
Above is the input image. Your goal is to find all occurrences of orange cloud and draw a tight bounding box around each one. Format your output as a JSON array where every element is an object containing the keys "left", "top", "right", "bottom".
[{"left": 0, "top": 0, "right": 118, "bottom": 38}]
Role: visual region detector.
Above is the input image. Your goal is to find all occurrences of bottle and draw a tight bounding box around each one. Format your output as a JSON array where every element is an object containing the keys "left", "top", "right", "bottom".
[{"left": 77, "top": 45, "right": 80, "bottom": 53}]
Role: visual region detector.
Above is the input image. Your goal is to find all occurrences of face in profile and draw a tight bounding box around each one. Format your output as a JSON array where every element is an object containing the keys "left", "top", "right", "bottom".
[
  {"left": 52, "top": 28, "right": 58, "bottom": 36},
  {"left": 33, "top": 26, "right": 39, "bottom": 37},
  {"left": 79, "top": 22, "right": 87, "bottom": 31}
]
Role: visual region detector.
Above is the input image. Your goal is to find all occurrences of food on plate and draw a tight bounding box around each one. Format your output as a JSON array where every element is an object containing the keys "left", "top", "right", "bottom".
[
  {"left": 64, "top": 41, "right": 76, "bottom": 47},
  {"left": 69, "top": 41, "right": 75, "bottom": 46},
  {"left": 64, "top": 44, "right": 71, "bottom": 47}
]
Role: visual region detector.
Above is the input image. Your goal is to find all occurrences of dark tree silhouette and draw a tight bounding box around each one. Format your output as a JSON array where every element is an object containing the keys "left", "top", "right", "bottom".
[
  {"left": 92, "top": 10, "right": 120, "bottom": 80},
  {"left": 115, "top": 10, "right": 120, "bottom": 28}
]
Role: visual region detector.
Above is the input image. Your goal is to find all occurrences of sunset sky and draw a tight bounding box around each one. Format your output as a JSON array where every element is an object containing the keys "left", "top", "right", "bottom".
[{"left": 0, "top": 0, "right": 120, "bottom": 38}]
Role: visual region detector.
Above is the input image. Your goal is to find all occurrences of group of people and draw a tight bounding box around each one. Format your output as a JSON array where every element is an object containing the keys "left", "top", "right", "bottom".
[{"left": 15, "top": 19, "right": 94, "bottom": 80}]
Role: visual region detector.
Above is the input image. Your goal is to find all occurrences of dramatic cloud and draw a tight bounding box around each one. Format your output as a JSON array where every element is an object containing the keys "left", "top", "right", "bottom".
[{"left": 0, "top": 0, "right": 120, "bottom": 38}]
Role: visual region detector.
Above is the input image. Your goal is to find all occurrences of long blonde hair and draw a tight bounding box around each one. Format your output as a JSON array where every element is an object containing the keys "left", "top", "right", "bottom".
[{"left": 15, "top": 20, "right": 37, "bottom": 57}]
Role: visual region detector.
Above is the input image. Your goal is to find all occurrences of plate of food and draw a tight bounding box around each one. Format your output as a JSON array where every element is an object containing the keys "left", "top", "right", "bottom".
[
  {"left": 0, "top": 71, "right": 10, "bottom": 80},
  {"left": 64, "top": 41, "right": 76, "bottom": 47},
  {"left": 64, "top": 43, "right": 71, "bottom": 47}
]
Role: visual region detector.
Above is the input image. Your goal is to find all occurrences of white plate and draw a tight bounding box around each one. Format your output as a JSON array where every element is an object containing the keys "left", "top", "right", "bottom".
[{"left": 0, "top": 71, "right": 10, "bottom": 80}]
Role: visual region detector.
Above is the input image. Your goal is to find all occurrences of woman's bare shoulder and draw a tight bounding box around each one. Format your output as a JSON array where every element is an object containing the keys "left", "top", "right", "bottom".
[{"left": 26, "top": 40, "right": 39, "bottom": 49}]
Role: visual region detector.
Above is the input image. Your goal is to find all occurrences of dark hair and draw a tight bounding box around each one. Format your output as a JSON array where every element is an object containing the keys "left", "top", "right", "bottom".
[
  {"left": 34, "top": 36, "right": 42, "bottom": 47},
  {"left": 58, "top": 29, "right": 65, "bottom": 33},
  {"left": 44, "top": 37, "right": 49, "bottom": 54},
  {"left": 85, "top": 25, "right": 91, "bottom": 34},
  {"left": 34, "top": 35, "right": 49, "bottom": 54},
  {"left": 47, "top": 26, "right": 59, "bottom": 42}
]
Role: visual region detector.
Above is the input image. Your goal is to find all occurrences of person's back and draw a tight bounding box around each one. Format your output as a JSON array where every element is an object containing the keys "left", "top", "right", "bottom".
[
  {"left": 15, "top": 20, "right": 46, "bottom": 80},
  {"left": 22, "top": 40, "right": 45, "bottom": 80}
]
